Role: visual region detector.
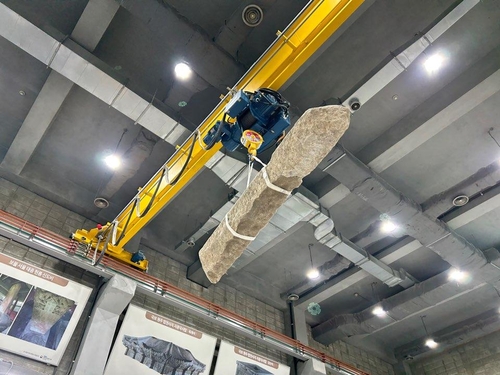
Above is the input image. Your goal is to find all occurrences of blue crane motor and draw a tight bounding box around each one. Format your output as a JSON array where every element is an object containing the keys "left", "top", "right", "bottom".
[
  {"left": 131, "top": 250, "right": 146, "bottom": 264},
  {"left": 203, "top": 88, "right": 290, "bottom": 153}
]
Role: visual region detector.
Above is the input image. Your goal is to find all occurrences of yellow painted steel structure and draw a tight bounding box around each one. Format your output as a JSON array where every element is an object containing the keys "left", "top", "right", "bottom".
[{"left": 73, "top": 0, "right": 364, "bottom": 270}]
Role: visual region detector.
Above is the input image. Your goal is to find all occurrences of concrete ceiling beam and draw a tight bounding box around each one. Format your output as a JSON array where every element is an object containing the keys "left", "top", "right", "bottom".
[
  {"left": 443, "top": 183, "right": 500, "bottom": 230},
  {"left": 422, "top": 160, "right": 500, "bottom": 219},
  {"left": 295, "top": 238, "right": 421, "bottom": 309},
  {"left": 1, "top": 71, "right": 73, "bottom": 175},
  {"left": 312, "top": 270, "right": 500, "bottom": 344},
  {"left": 119, "top": 0, "right": 245, "bottom": 92},
  {"left": 0, "top": 0, "right": 120, "bottom": 176},
  {"left": 395, "top": 307, "right": 500, "bottom": 361},
  {"left": 318, "top": 68, "right": 500, "bottom": 209},
  {"left": 324, "top": 145, "right": 487, "bottom": 273},
  {"left": 297, "top": 166, "right": 500, "bottom": 308},
  {"left": 367, "top": 69, "right": 500, "bottom": 173},
  {"left": 0, "top": 3, "right": 191, "bottom": 147}
]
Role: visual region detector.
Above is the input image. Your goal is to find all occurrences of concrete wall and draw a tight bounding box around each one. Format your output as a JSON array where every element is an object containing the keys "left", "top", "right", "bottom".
[
  {"left": 0, "top": 236, "right": 100, "bottom": 375},
  {"left": 0, "top": 177, "right": 97, "bottom": 237},
  {"left": 0, "top": 176, "right": 396, "bottom": 373},
  {"left": 307, "top": 325, "right": 396, "bottom": 375},
  {"left": 133, "top": 244, "right": 288, "bottom": 363},
  {"left": 0, "top": 176, "right": 290, "bottom": 369},
  {"left": 409, "top": 330, "right": 500, "bottom": 375}
]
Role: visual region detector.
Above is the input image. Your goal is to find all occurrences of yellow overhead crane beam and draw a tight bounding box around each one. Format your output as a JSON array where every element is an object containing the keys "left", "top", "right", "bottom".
[{"left": 73, "top": 0, "right": 364, "bottom": 271}]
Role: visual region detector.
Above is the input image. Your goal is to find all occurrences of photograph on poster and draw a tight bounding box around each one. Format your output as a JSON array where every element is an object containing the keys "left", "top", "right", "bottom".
[
  {"left": 104, "top": 305, "right": 217, "bottom": 375},
  {"left": 0, "top": 254, "right": 92, "bottom": 366},
  {"left": 7, "top": 285, "right": 76, "bottom": 349},
  {"left": 122, "top": 335, "right": 206, "bottom": 375},
  {"left": 0, "top": 275, "right": 31, "bottom": 333},
  {"left": 213, "top": 341, "right": 290, "bottom": 375}
]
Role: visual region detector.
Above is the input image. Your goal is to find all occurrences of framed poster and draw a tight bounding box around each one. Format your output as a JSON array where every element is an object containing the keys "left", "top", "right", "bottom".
[
  {"left": 214, "top": 341, "right": 290, "bottom": 375},
  {"left": 0, "top": 253, "right": 92, "bottom": 365},
  {"left": 104, "top": 305, "right": 217, "bottom": 375}
]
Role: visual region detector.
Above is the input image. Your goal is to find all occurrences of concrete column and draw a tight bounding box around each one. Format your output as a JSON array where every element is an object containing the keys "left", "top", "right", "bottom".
[
  {"left": 70, "top": 275, "right": 136, "bottom": 375},
  {"left": 393, "top": 361, "right": 414, "bottom": 375},
  {"left": 293, "top": 306, "right": 309, "bottom": 344},
  {"left": 297, "top": 358, "right": 327, "bottom": 375}
]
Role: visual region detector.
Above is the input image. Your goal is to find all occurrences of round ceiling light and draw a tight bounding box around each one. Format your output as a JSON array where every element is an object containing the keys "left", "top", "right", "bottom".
[
  {"left": 94, "top": 197, "right": 109, "bottom": 209},
  {"left": 424, "top": 53, "right": 445, "bottom": 74},
  {"left": 307, "top": 268, "right": 320, "bottom": 280},
  {"left": 425, "top": 338, "right": 438, "bottom": 349},
  {"left": 452, "top": 195, "right": 469, "bottom": 207},
  {"left": 104, "top": 154, "right": 121, "bottom": 170},
  {"left": 174, "top": 63, "right": 192, "bottom": 80},
  {"left": 242, "top": 5, "right": 263, "bottom": 27},
  {"left": 19, "top": 90, "right": 26, "bottom": 96},
  {"left": 287, "top": 293, "right": 299, "bottom": 302}
]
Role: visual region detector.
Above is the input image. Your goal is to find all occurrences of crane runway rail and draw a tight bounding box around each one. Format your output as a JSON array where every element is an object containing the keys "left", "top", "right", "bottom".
[{"left": 0, "top": 209, "right": 368, "bottom": 375}]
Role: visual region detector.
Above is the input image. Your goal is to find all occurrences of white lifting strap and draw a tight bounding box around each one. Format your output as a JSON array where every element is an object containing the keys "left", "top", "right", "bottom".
[
  {"left": 261, "top": 167, "right": 291, "bottom": 196},
  {"left": 252, "top": 156, "right": 292, "bottom": 196},
  {"left": 224, "top": 215, "right": 256, "bottom": 241}
]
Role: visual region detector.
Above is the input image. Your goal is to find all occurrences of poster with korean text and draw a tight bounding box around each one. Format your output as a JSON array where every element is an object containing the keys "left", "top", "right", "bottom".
[
  {"left": 0, "top": 253, "right": 92, "bottom": 365},
  {"left": 104, "top": 304, "right": 217, "bottom": 375},
  {"left": 214, "top": 340, "right": 290, "bottom": 375}
]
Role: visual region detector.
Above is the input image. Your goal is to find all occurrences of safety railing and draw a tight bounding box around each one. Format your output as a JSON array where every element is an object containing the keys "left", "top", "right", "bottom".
[{"left": 0, "top": 209, "right": 368, "bottom": 375}]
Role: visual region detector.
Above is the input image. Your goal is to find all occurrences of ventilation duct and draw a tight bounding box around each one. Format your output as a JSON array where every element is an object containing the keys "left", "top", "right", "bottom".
[
  {"left": 323, "top": 146, "right": 488, "bottom": 273},
  {"left": 0, "top": 3, "right": 190, "bottom": 146},
  {"left": 314, "top": 219, "right": 415, "bottom": 288},
  {"left": 312, "top": 262, "right": 500, "bottom": 344},
  {"left": 314, "top": 145, "right": 500, "bottom": 343},
  {"left": 185, "top": 152, "right": 413, "bottom": 287},
  {"left": 342, "top": 0, "right": 480, "bottom": 111}
]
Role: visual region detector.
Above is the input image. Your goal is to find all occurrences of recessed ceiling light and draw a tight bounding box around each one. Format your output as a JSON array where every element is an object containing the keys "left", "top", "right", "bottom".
[
  {"left": 381, "top": 220, "right": 397, "bottom": 233},
  {"left": 104, "top": 154, "right": 121, "bottom": 170},
  {"left": 372, "top": 306, "right": 387, "bottom": 317},
  {"left": 425, "top": 338, "right": 438, "bottom": 349},
  {"left": 174, "top": 62, "right": 192, "bottom": 80},
  {"left": 19, "top": 90, "right": 26, "bottom": 96},
  {"left": 424, "top": 53, "right": 445, "bottom": 74},
  {"left": 448, "top": 268, "right": 467, "bottom": 282},
  {"left": 307, "top": 268, "right": 320, "bottom": 280},
  {"left": 452, "top": 195, "right": 469, "bottom": 207},
  {"left": 392, "top": 94, "right": 398, "bottom": 100},
  {"left": 287, "top": 293, "right": 299, "bottom": 301}
]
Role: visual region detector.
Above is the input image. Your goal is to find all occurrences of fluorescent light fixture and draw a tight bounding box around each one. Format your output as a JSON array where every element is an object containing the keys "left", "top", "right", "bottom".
[
  {"left": 307, "top": 268, "right": 320, "bottom": 280},
  {"left": 372, "top": 306, "right": 387, "bottom": 317},
  {"left": 381, "top": 220, "right": 397, "bottom": 233},
  {"left": 448, "top": 268, "right": 466, "bottom": 282},
  {"left": 104, "top": 154, "right": 121, "bottom": 170},
  {"left": 174, "top": 62, "right": 192, "bottom": 80},
  {"left": 424, "top": 53, "right": 445, "bottom": 74},
  {"left": 425, "top": 339, "right": 438, "bottom": 349}
]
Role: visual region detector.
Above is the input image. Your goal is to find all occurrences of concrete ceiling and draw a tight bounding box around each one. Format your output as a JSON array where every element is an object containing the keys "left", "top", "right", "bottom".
[{"left": 1, "top": 0, "right": 500, "bottom": 366}]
